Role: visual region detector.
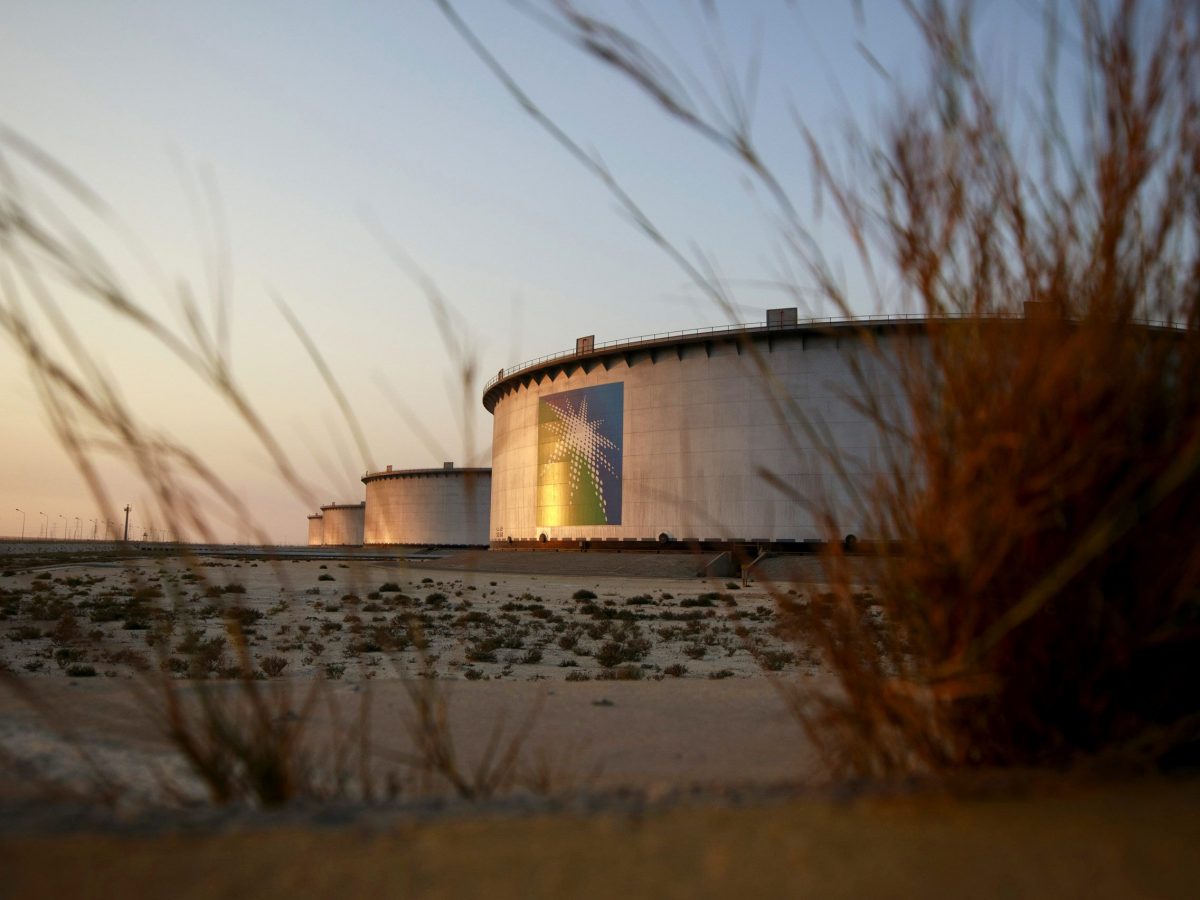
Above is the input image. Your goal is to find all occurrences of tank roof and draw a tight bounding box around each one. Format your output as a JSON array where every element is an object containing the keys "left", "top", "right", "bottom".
[
  {"left": 482, "top": 312, "right": 1186, "bottom": 412},
  {"left": 482, "top": 315, "right": 928, "bottom": 411},
  {"left": 319, "top": 502, "right": 365, "bottom": 511},
  {"left": 362, "top": 466, "right": 491, "bottom": 484}
]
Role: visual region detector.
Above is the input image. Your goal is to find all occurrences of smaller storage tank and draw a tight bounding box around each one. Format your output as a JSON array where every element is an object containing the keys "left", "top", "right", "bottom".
[
  {"left": 306, "top": 514, "right": 323, "bottom": 547},
  {"left": 319, "top": 502, "right": 365, "bottom": 546},
  {"left": 362, "top": 463, "right": 491, "bottom": 546}
]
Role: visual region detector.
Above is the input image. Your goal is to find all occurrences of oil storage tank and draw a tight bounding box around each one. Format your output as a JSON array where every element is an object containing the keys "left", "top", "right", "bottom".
[
  {"left": 362, "top": 463, "right": 491, "bottom": 547},
  {"left": 483, "top": 311, "right": 917, "bottom": 546},
  {"left": 319, "top": 502, "right": 365, "bottom": 547},
  {"left": 306, "top": 514, "right": 324, "bottom": 547}
]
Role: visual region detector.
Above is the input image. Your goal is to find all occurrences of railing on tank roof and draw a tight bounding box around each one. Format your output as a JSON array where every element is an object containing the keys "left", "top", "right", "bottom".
[{"left": 482, "top": 311, "right": 1186, "bottom": 394}]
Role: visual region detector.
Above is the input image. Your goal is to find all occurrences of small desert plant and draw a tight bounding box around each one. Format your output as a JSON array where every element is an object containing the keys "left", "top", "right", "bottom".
[
  {"left": 596, "top": 664, "right": 643, "bottom": 681},
  {"left": 595, "top": 638, "right": 650, "bottom": 668},
  {"left": 465, "top": 643, "right": 497, "bottom": 664},
  {"left": 51, "top": 609, "right": 81, "bottom": 643},
  {"left": 755, "top": 650, "right": 795, "bottom": 673},
  {"left": 54, "top": 647, "right": 84, "bottom": 669}
]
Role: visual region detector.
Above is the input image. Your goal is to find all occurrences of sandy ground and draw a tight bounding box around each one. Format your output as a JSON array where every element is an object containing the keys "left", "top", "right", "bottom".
[
  {"left": 0, "top": 552, "right": 829, "bottom": 805},
  {"left": 0, "top": 555, "right": 815, "bottom": 683},
  {"left": 0, "top": 676, "right": 816, "bottom": 806}
]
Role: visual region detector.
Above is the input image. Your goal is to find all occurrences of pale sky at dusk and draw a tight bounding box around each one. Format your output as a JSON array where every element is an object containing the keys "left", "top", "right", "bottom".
[{"left": 0, "top": 1, "right": 1056, "bottom": 543}]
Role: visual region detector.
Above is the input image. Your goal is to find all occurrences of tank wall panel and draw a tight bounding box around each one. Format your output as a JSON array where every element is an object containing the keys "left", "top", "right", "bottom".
[
  {"left": 306, "top": 517, "right": 323, "bottom": 547},
  {"left": 489, "top": 331, "right": 917, "bottom": 542},
  {"left": 364, "top": 473, "right": 491, "bottom": 546},
  {"left": 320, "top": 506, "right": 364, "bottom": 546}
]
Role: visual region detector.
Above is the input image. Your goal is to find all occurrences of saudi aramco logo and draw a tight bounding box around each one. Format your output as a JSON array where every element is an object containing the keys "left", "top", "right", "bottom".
[{"left": 537, "top": 382, "right": 623, "bottom": 527}]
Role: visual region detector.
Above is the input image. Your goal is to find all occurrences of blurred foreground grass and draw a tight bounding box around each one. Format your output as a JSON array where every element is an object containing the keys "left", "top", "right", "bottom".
[{"left": 2, "top": 777, "right": 1197, "bottom": 899}]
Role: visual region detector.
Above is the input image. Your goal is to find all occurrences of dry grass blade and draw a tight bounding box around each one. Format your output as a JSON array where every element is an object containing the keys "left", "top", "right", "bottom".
[{"left": 396, "top": 621, "right": 546, "bottom": 800}]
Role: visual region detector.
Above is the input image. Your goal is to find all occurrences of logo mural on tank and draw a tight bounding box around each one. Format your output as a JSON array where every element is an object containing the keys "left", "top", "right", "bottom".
[{"left": 537, "top": 382, "right": 623, "bottom": 527}]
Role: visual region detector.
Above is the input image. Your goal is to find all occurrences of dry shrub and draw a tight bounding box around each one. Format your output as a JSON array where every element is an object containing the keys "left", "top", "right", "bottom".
[
  {"left": 785, "top": 319, "right": 1200, "bottom": 774},
  {"left": 778, "top": 1, "right": 1200, "bottom": 774},
  {"left": 441, "top": 0, "right": 1200, "bottom": 774}
]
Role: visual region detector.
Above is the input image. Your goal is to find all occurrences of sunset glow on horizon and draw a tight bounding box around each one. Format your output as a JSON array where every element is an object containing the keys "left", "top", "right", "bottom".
[{"left": 0, "top": 1, "right": 1063, "bottom": 542}]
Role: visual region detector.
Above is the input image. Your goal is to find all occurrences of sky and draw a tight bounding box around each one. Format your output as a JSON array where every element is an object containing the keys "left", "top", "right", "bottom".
[{"left": 0, "top": 0, "right": 1056, "bottom": 543}]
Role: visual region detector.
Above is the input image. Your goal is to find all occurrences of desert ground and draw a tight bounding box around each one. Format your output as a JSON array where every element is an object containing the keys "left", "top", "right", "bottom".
[
  {"left": 0, "top": 551, "right": 817, "bottom": 685},
  {"left": 1, "top": 546, "right": 1196, "bottom": 897},
  {"left": 0, "top": 548, "right": 827, "bottom": 802}
]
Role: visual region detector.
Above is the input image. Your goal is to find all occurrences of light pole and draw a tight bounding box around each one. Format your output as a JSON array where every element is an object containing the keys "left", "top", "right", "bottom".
[
  {"left": 74, "top": 517, "right": 80, "bottom": 540},
  {"left": 91, "top": 518, "right": 98, "bottom": 540},
  {"left": 15, "top": 509, "right": 24, "bottom": 540},
  {"left": 39, "top": 512, "right": 46, "bottom": 539},
  {"left": 56, "top": 514, "right": 64, "bottom": 540}
]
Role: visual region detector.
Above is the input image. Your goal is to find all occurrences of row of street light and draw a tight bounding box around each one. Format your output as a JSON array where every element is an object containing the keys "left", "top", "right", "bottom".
[{"left": 10, "top": 508, "right": 174, "bottom": 542}]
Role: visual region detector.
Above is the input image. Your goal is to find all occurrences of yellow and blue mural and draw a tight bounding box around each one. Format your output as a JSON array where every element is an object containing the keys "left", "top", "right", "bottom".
[{"left": 537, "top": 383, "right": 623, "bottom": 527}]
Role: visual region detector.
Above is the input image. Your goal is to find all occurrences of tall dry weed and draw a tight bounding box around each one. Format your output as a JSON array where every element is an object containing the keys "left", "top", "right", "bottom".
[
  {"left": 444, "top": 0, "right": 1200, "bottom": 773},
  {"left": 782, "top": 0, "right": 1200, "bottom": 774}
]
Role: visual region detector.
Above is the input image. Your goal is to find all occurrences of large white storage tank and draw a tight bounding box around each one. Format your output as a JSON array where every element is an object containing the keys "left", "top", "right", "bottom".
[
  {"left": 306, "top": 514, "right": 324, "bottom": 547},
  {"left": 319, "top": 502, "right": 365, "bottom": 546},
  {"left": 483, "top": 313, "right": 917, "bottom": 545},
  {"left": 362, "top": 464, "right": 491, "bottom": 546}
]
